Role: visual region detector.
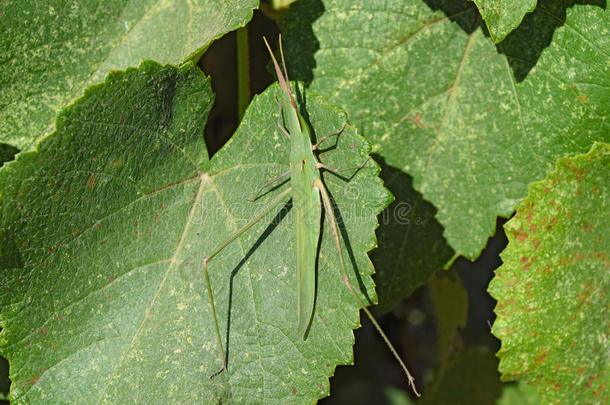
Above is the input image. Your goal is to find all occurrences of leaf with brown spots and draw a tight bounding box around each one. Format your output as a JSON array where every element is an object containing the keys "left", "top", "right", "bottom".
[
  {"left": 280, "top": 0, "right": 609, "bottom": 264},
  {"left": 489, "top": 142, "right": 609, "bottom": 404},
  {"left": 0, "top": 60, "right": 390, "bottom": 403},
  {"left": 0, "top": 0, "right": 259, "bottom": 150}
]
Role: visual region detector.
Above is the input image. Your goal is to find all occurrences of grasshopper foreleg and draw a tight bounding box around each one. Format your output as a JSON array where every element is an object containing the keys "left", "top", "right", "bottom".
[{"left": 312, "top": 123, "right": 347, "bottom": 150}]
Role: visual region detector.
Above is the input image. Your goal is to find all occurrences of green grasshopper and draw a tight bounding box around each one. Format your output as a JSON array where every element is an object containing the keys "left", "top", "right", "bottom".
[{"left": 203, "top": 36, "right": 419, "bottom": 396}]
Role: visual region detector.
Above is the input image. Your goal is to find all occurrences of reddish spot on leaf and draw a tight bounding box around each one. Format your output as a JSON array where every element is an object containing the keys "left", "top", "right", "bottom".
[
  {"left": 101, "top": 239, "right": 108, "bottom": 245},
  {"left": 532, "top": 238, "right": 540, "bottom": 250},
  {"left": 534, "top": 350, "right": 548, "bottom": 363},
  {"left": 575, "top": 281, "right": 592, "bottom": 312},
  {"left": 291, "top": 386, "right": 297, "bottom": 395},
  {"left": 592, "top": 383, "right": 605, "bottom": 397},
  {"left": 40, "top": 326, "right": 46, "bottom": 337},
  {"left": 109, "top": 277, "right": 116, "bottom": 283},
  {"left": 57, "top": 315, "right": 62, "bottom": 322},
  {"left": 400, "top": 113, "right": 435, "bottom": 129},
  {"left": 87, "top": 173, "right": 96, "bottom": 189},
  {"left": 518, "top": 233, "right": 528, "bottom": 242}
]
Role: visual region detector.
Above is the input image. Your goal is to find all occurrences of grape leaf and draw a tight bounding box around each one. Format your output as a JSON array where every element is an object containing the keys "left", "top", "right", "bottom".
[
  {"left": 280, "top": 0, "right": 609, "bottom": 264},
  {"left": 271, "top": 0, "right": 297, "bottom": 10},
  {"left": 469, "top": 0, "right": 537, "bottom": 42},
  {"left": 422, "top": 347, "right": 502, "bottom": 404},
  {"left": 497, "top": 381, "right": 541, "bottom": 405},
  {"left": 0, "top": 61, "right": 391, "bottom": 403},
  {"left": 324, "top": 380, "right": 414, "bottom": 405},
  {"left": 489, "top": 142, "right": 609, "bottom": 404},
  {"left": 428, "top": 273, "right": 468, "bottom": 372},
  {"left": 0, "top": 0, "right": 258, "bottom": 150},
  {"left": 369, "top": 157, "right": 454, "bottom": 312}
]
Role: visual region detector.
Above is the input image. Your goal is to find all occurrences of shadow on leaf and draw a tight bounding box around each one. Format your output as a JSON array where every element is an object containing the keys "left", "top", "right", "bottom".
[
  {"left": 498, "top": 0, "right": 606, "bottom": 81},
  {"left": 371, "top": 155, "right": 454, "bottom": 313}
]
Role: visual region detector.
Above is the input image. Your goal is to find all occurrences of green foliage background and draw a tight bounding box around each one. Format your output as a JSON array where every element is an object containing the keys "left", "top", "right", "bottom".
[{"left": 0, "top": 0, "right": 607, "bottom": 403}]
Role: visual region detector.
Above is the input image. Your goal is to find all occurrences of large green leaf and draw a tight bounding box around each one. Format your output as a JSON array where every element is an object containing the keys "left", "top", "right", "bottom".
[
  {"left": 0, "top": 61, "right": 391, "bottom": 403},
  {"left": 469, "top": 0, "right": 537, "bottom": 42},
  {"left": 497, "top": 381, "right": 541, "bottom": 405},
  {"left": 0, "top": 0, "right": 258, "bottom": 150},
  {"left": 280, "top": 0, "right": 609, "bottom": 265},
  {"left": 422, "top": 347, "right": 502, "bottom": 404},
  {"left": 489, "top": 142, "right": 609, "bottom": 404}
]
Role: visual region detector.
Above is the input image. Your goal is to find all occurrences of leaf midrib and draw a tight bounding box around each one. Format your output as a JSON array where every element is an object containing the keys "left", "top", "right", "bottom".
[{"left": 93, "top": 173, "right": 205, "bottom": 404}]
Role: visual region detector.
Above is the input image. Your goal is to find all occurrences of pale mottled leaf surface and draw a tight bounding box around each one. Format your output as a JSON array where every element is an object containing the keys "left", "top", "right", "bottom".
[
  {"left": 0, "top": 62, "right": 390, "bottom": 403},
  {"left": 280, "top": 0, "right": 609, "bottom": 265},
  {"left": 469, "top": 0, "right": 537, "bottom": 42},
  {"left": 489, "top": 142, "right": 609, "bottom": 404},
  {"left": 0, "top": 0, "right": 258, "bottom": 150}
]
